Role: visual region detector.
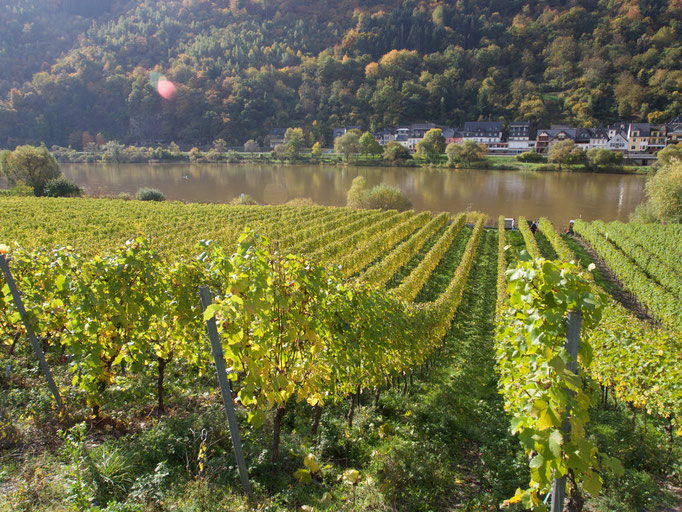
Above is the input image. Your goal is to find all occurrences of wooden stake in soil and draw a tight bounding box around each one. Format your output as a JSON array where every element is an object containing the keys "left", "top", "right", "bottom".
[
  {"left": 199, "top": 286, "right": 251, "bottom": 496},
  {"left": 311, "top": 405, "right": 322, "bottom": 436},
  {"left": 0, "top": 254, "right": 69, "bottom": 423},
  {"left": 551, "top": 310, "right": 581, "bottom": 512}
]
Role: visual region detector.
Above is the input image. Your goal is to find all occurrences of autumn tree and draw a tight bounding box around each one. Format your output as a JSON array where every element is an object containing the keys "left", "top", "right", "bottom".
[
  {"left": 346, "top": 175, "right": 367, "bottom": 209},
  {"left": 359, "top": 131, "right": 382, "bottom": 158},
  {"left": 565, "top": 147, "right": 588, "bottom": 167},
  {"left": 102, "top": 141, "right": 124, "bottom": 163},
  {"left": 82, "top": 131, "right": 94, "bottom": 151},
  {"left": 272, "top": 144, "right": 286, "bottom": 160},
  {"left": 447, "top": 140, "right": 486, "bottom": 167},
  {"left": 0, "top": 144, "right": 61, "bottom": 195},
  {"left": 244, "top": 139, "right": 259, "bottom": 153},
  {"left": 614, "top": 72, "right": 646, "bottom": 119},
  {"left": 382, "top": 141, "right": 411, "bottom": 163},
  {"left": 284, "top": 127, "right": 305, "bottom": 159},
  {"left": 213, "top": 138, "right": 227, "bottom": 153},
  {"left": 445, "top": 142, "right": 460, "bottom": 166},
  {"left": 311, "top": 141, "right": 322, "bottom": 159},
  {"left": 334, "top": 129, "right": 361, "bottom": 161},
  {"left": 415, "top": 128, "right": 445, "bottom": 163},
  {"left": 548, "top": 139, "right": 577, "bottom": 170}
]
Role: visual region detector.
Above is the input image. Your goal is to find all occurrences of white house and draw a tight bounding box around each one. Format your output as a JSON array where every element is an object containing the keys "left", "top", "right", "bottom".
[
  {"left": 606, "top": 132, "right": 628, "bottom": 152},
  {"left": 588, "top": 127, "right": 609, "bottom": 150}
]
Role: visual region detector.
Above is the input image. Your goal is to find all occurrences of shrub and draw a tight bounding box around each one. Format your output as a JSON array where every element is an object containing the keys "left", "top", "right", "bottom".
[
  {"left": 346, "top": 176, "right": 367, "bottom": 209},
  {"left": 188, "top": 147, "right": 202, "bottom": 161},
  {"left": 534, "top": 164, "right": 558, "bottom": 172},
  {"left": 629, "top": 202, "right": 658, "bottom": 223},
  {"left": 43, "top": 177, "right": 82, "bottom": 197},
  {"left": 285, "top": 197, "right": 316, "bottom": 206},
  {"left": 645, "top": 160, "right": 682, "bottom": 223},
  {"left": 206, "top": 149, "right": 222, "bottom": 162},
  {"left": 225, "top": 150, "right": 240, "bottom": 163},
  {"left": 587, "top": 148, "right": 623, "bottom": 169},
  {"left": 383, "top": 141, "right": 411, "bottom": 163},
  {"left": 136, "top": 188, "right": 165, "bottom": 201},
  {"left": 151, "top": 147, "right": 173, "bottom": 161},
  {"left": 4, "top": 181, "right": 34, "bottom": 196},
  {"left": 122, "top": 146, "right": 150, "bottom": 163},
  {"left": 272, "top": 144, "right": 286, "bottom": 160},
  {"left": 346, "top": 177, "right": 411, "bottom": 211},
  {"left": 363, "top": 184, "right": 412, "bottom": 211},
  {"left": 656, "top": 142, "right": 682, "bottom": 166},
  {"left": 516, "top": 151, "right": 546, "bottom": 163},
  {"left": 244, "top": 139, "right": 259, "bottom": 153}
]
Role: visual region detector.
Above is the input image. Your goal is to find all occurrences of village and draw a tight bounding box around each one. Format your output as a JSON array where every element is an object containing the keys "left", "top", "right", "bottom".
[{"left": 269, "top": 118, "right": 682, "bottom": 163}]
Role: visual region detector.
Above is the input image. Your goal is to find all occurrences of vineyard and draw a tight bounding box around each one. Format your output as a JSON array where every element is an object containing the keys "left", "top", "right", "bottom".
[{"left": 0, "top": 196, "right": 680, "bottom": 511}]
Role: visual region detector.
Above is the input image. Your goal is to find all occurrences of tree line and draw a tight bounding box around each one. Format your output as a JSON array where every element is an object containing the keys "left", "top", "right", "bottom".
[{"left": 0, "top": 0, "right": 680, "bottom": 148}]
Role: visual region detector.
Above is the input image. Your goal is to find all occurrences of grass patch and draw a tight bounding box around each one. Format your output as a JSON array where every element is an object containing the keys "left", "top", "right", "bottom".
[{"left": 534, "top": 230, "right": 558, "bottom": 260}]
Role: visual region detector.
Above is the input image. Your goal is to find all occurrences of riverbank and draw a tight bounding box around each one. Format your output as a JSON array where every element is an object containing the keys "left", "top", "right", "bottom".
[{"left": 48, "top": 146, "right": 650, "bottom": 174}]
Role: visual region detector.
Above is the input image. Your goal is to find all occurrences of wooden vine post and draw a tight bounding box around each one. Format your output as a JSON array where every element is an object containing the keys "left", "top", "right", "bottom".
[
  {"left": 550, "top": 310, "right": 581, "bottom": 512},
  {"left": 199, "top": 286, "right": 252, "bottom": 496},
  {"left": 0, "top": 253, "right": 69, "bottom": 423}
]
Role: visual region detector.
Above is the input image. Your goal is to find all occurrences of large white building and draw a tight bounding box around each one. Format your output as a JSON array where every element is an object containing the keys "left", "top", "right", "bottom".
[
  {"left": 507, "top": 121, "right": 536, "bottom": 152},
  {"left": 462, "top": 121, "right": 503, "bottom": 144}
]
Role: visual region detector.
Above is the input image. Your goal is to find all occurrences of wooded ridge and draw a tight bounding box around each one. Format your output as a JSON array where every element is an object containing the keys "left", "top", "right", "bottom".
[{"left": 0, "top": 0, "right": 680, "bottom": 147}]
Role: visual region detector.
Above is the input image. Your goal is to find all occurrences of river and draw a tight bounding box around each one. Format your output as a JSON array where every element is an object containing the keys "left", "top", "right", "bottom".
[{"left": 44, "top": 163, "right": 647, "bottom": 226}]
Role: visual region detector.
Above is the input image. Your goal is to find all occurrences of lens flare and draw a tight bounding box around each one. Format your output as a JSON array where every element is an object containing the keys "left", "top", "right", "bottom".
[{"left": 157, "top": 78, "right": 177, "bottom": 100}]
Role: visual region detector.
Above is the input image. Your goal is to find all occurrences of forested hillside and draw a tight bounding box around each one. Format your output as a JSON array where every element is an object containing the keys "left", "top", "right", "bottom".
[{"left": 0, "top": 0, "right": 680, "bottom": 147}]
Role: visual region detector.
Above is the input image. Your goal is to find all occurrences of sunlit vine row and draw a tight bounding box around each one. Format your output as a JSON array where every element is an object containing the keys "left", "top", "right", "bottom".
[
  {"left": 539, "top": 218, "right": 681, "bottom": 423},
  {"left": 339, "top": 212, "right": 431, "bottom": 278},
  {"left": 574, "top": 220, "right": 682, "bottom": 331},
  {"left": 361, "top": 212, "right": 449, "bottom": 288},
  {"left": 391, "top": 213, "right": 465, "bottom": 302},
  {"left": 590, "top": 221, "right": 682, "bottom": 300}
]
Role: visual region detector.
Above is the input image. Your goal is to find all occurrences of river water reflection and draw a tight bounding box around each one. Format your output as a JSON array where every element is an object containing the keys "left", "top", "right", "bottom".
[{"left": 58, "top": 163, "right": 645, "bottom": 226}]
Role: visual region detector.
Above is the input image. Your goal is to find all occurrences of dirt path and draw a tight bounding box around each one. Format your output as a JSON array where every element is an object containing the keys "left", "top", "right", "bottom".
[{"left": 571, "top": 234, "right": 658, "bottom": 324}]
